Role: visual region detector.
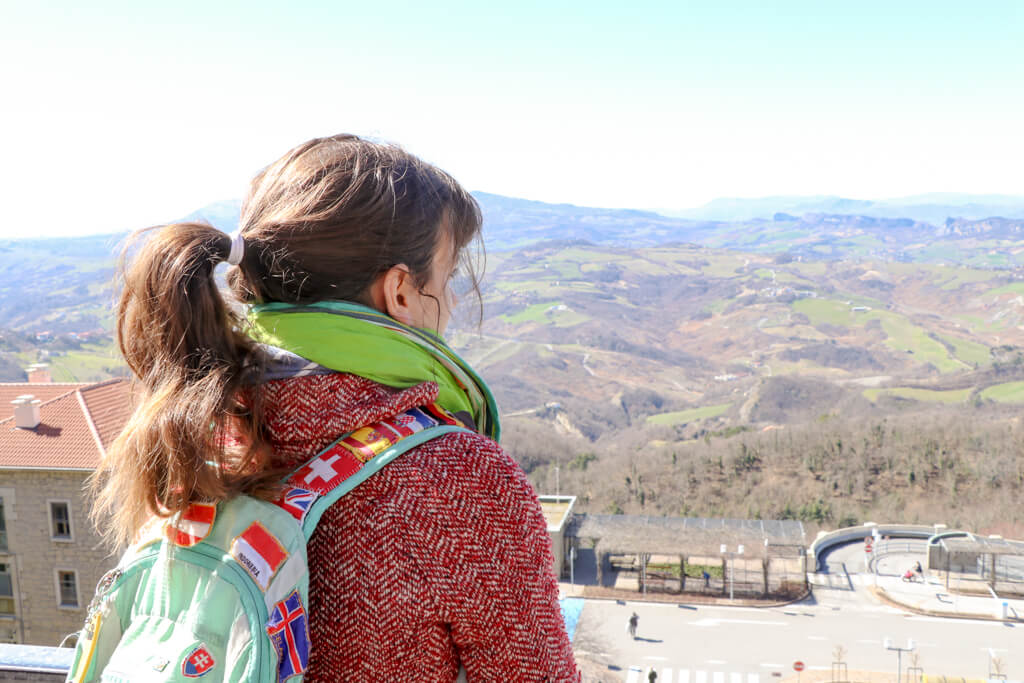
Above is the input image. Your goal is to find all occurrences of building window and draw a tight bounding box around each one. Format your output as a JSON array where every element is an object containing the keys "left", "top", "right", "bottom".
[
  {"left": 49, "top": 501, "right": 72, "bottom": 541},
  {"left": 0, "top": 563, "right": 13, "bottom": 616},
  {"left": 0, "top": 497, "right": 7, "bottom": 550},
  {"left": 56, "top": 570, "right": 78, "bottom": 609}
]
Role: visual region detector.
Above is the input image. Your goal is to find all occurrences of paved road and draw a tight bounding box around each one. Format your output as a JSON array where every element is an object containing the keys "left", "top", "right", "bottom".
[{"left": 574, "top": 540, "right": 1021, "bottom": 681}]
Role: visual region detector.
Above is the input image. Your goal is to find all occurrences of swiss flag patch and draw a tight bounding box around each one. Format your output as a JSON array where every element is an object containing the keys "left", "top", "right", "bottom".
[{"left": 287, "top": 447, "right": 362, "bottom": 495}]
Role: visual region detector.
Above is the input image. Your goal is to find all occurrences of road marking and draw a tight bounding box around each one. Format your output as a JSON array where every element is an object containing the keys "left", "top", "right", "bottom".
[
  {"left": 713, "top": 673, "right": 725, "bottom": 683},
  {"left": 695, "top": 672, "right": 708, "bottom": 683},
  {"left": 692, "top": 618, "right": 790, "bottom": 627},
  {"left": 626, "top": 666, "right": 643, "bottom": 683},
  {"left": 748, "top": 675, "right": 760, "bottom": 683},
  {"left": 662, "top": 669, "right": 673, "bottom": 683},
  {"left": 677, "top": 670, "right": 689, "bottom": 683},
  {"left": 908, "top": 616, "right": 1006, "bottom": 626},
  {"left": 731, "top": 673, "right": 743, "bottom": 683}
]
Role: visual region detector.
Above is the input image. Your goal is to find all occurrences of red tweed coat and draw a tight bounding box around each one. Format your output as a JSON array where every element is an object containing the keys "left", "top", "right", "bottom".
[{"left": 260, "top": 372, "right": 580, "bottom": 682}]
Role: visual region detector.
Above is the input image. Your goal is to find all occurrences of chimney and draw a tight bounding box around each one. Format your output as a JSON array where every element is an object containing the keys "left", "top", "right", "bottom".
[
  {"left": 12, "top": 395, "right": 42, "bottom": 429},
  {"left": 26, "top": 363, "right": 51, "bottom": 383}
]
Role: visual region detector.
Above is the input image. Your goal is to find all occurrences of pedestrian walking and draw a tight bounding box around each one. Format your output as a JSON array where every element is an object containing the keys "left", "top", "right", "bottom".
[
  {"left": 702, "top": 570, "right": 711, "bottom": 589},
  {"left": 648, "top": 665, "right": 658, "bottom": 682},
  {"left": 628, "top": 612, "right": 639, "bottom": 639}
]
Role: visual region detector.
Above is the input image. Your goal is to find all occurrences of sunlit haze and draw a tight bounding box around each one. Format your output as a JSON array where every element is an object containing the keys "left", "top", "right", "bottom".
[{"left": 2, "top": 0, "right": 1022, "bottom": 238}]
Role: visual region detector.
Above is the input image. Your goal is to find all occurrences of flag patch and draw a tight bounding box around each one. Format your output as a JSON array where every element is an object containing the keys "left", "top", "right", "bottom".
[
  {"left": 231, "top": 522, "right": 288, "bottom": 591},
  {"left": 339, "top": 425, "right": 396, "bottom": 462},
  {"left": 181, "top": 644, "right": 216, "bottom": 678},
  {"left": 167, "top": 503, "right": 216, "bottom": 547},
  {"left": 388, "top": 406, "right": 440, "bottom": 435},
  {"left": 274, "top": 486, "right": 320, "bottom": 523},
  {"left": 288, "top": 448, "right": 362, "bottom": 495},
  {"left": 266, "top": 590, "right": 310, "bottom": 682}
]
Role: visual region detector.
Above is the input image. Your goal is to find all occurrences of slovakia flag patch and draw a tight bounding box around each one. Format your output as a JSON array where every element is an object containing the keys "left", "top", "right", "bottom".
[
  {"left": 266, "top": 590, "right": 310, "bottom": 681},
  {"left": 181, "top": 644, "right": 216, "bottom": 678}
]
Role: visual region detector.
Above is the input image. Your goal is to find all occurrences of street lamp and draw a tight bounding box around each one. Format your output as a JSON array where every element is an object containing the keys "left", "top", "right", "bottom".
[
  {"left": 720, "top": 544, "right": 745, "bottom": 600},
  {"left": 884, "top": 638, "right": 915, "bottom": 683}
]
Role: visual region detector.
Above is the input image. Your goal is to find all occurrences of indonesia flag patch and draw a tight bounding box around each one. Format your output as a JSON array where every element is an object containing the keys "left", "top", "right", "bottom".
[
  {"left": 230, "top": 522, "right": 288, "bottom": 591},
  {"left": 266, "top": 590, "right": 310, "bottom": 682},
  {"left": 181, "top": 643, "right": 216, "bottom": 678},
  {"left": 274, "top": 486, "right": 320, "bottom": 523},
  {"left": 167, "top": 503, "right": 217, "bottom": 547}
]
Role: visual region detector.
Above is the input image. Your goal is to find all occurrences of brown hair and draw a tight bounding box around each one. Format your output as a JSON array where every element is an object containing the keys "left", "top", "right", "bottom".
[{"left": 91, "top": 134, "right": 483, "bottom": 548}]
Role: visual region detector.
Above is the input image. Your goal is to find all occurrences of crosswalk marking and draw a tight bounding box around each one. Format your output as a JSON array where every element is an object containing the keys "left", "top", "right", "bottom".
[{"left": 626, "top": 668, "right": 759, "bottom": 683}]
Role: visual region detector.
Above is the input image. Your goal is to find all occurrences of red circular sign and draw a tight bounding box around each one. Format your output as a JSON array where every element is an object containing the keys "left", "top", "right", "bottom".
[{"left": 793, "top": 661, "right": 805, "bottom": 672}]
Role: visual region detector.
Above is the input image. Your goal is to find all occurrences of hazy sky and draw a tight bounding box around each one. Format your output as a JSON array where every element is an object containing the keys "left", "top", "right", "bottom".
[{"left": 2, "top": 0, "right": 1022, "bottom": 238}]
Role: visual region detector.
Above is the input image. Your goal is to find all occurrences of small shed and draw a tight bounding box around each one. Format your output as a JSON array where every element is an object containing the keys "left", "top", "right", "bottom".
[
  {"left": 567, "top": 515, "right": 807, "bottom": 597},
  {"left": 538, "top": 495, "right": 576, "bottom": 577}
]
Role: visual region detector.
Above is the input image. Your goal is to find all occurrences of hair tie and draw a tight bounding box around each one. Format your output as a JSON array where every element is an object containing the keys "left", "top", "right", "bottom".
[{"left": 226, "top": 230, "right": 245, "bottom": 266}]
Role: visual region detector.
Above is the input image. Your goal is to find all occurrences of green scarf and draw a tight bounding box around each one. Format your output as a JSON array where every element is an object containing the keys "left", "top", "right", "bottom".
[{"left": 247, "top": 301, "right": 500, "bottom": 441}]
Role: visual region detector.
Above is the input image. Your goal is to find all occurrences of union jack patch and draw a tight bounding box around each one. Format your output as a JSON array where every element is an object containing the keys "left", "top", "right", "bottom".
[{"left": 274, "top": 486, "right": 320, "bottom": 523}]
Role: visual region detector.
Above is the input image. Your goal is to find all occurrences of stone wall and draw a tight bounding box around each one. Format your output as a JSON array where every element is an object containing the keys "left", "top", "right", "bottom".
[{"left": 0, "top": 470, "right": 116, "bottom": 646}]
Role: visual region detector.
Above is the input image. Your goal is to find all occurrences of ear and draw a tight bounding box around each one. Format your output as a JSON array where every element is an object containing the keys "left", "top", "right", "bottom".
[{"left": 376, "top": 264, "right": 417, "bottom": 325}]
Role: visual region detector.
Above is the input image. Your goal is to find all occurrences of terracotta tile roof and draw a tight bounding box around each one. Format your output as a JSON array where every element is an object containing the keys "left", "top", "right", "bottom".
[{"left": 0, "top": 379, "right": 132, "bottom": 470}]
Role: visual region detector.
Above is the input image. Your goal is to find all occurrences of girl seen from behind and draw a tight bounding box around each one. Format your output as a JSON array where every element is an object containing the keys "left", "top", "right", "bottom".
[{"left": 91, "top": 134, "right": 580, "bottom": 682}]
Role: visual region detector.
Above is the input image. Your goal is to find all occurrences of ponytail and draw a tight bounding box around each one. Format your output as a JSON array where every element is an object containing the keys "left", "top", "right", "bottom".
[{"left": 90, "top": 223, "right": 272, "bottom": 549}]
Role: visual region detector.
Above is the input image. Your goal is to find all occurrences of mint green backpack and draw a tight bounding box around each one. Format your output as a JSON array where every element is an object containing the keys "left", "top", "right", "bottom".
[{"left": 66, "top": 405, "right": 470, "bottom": 683}]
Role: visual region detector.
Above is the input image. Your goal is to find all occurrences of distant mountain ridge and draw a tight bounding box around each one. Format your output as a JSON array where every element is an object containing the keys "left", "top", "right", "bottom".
[
  {"left": 4, "top": 191, "right": 1024, "bottom": 334},
  {"left": 665, "top": 193, "right": 1024, "bottom": 224},
  {"left": 182, "top": 192, "right": 1024, "bottom": 255}
]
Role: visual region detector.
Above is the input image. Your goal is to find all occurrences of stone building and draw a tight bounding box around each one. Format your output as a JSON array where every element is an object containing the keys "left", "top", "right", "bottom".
[{"left": 0, "top": 378, "right": 131, "bottom": 646}]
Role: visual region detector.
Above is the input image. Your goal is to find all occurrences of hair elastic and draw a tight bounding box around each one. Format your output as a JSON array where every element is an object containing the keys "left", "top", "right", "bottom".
[{"left": 226, "top": 230, "right": 245, "bottom": 266}]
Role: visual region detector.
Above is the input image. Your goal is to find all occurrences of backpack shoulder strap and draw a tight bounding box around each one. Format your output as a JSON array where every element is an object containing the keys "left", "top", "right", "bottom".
[{"left": 271, "top": 404, "right": 474, "bottom": 541}]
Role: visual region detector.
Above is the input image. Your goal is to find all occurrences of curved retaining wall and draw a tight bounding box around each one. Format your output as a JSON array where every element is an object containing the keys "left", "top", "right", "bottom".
[{"left": 809, "top": 524, "right": 951, "bottom": 569}]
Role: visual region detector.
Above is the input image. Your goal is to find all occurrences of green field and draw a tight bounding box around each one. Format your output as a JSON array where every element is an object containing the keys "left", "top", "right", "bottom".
[
  {"left": 791, "top": 299, "right": 853, "bottom": 327},
  {"left": 792, "top": 299, "right": 967, "bottom": 373},
  {"left": 986, "top": 281, "right": 1024, "bottom": 296},
  {"left": 500, "top": 301, "right": 590, "bottom": 327},
  {"left": 935, "top": 333, "right": 990, "bottom": 366},
  {"left": 43, "top": 342, "right": 123, "bottom": 383},
  {"left": 646, "top": 403, "right": 731, "bottom": 426},
  {"left": 875, "top": 313, "right": 966, "bottom": 373},
  {"left": 980, "top": 381, "right": 1024, "bottom": 404},
  {"left": 863, "top": 387, "right": 972, "bottom": 404}
]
